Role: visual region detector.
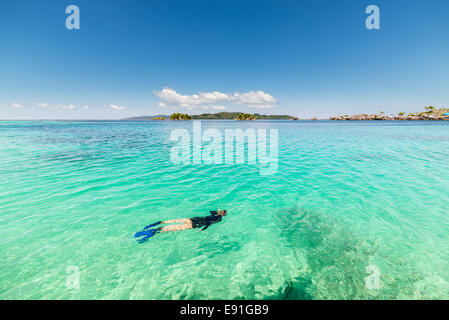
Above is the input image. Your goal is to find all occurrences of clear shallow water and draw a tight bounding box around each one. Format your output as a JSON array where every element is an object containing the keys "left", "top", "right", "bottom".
[{"left": 1, "top": 120, "right": 449, "bottom": 299}]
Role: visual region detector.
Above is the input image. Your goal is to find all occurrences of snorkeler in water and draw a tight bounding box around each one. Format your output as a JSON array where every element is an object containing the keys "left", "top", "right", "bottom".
[{"left": 134, "top": 209, "right": 227, "bottom": 243}]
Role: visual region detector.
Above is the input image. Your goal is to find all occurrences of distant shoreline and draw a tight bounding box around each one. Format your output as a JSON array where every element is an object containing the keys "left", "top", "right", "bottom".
[
  {"left": 331, "top": 107, "right": 449, "bottom": 121},
  {"left": 123, "top": 112, "right": 299, "bottom": 121},
  {"left": 3, "top": 119, "right": 449, "bottom": 122},
  {"left": 331, "top": 115, "right": 449, "bottom": 121},
  {"left": 2, "top": 107, "right": 449, "bottom": 122}
]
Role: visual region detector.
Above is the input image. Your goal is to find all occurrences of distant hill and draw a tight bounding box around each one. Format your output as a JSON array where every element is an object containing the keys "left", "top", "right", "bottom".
[
  {"left": 192, "top": 112, "right": 296, "bottom": 120},
  {"left": 123, "top": 112, "right": 297, "bottom": 120}
]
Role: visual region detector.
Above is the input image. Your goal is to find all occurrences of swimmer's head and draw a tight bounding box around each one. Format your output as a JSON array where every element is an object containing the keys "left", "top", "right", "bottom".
[{"left": 218, "top": 209, "right": 227, "bottom": 216}]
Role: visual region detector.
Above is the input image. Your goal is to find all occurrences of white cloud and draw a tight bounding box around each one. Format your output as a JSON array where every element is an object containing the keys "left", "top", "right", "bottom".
[
  {"left": 233, "top": 90, "right": 276, "bottom": 108},
  {"left": 109, "top": 104, "right": 125, "bottom": 110},
  {"left": 83, "top": 106, "right": 89, "bottom": 109},
  {"left": 247, "top": 104, "right": 275, "bottom": 109},
  {"left": 154, "top": 87, "right": 276, "bottom": 110},
  {"left": 12, "top": 102, "right": 23, "bottom": 108},
  {"left": 154, "top": 87, "right": 230, "bottom": 109},
  {"left": 210, "top": 105, "right": 226, "bottom": 110},
  {"left": 61, "top": 104, "right": 76, "bottom": 110},
  {"left": 36, "top": 102, "right": 75, "bottom": 109},
  {"left": 158, "top": 102, "right": 167, "bottom": 108}
]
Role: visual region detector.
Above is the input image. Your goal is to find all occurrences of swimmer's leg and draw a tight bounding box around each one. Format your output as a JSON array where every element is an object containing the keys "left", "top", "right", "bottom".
[
  {"left": 161, "top": 219, "right": 191, "bottom": 224},
  {"left": 135, "top": 219, "right": 190, "bottom": 238},
  {"left": 160, "top": 222, "right": 193, "bottom": 233}
]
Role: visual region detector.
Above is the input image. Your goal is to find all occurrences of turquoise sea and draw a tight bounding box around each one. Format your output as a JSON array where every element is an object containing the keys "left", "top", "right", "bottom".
[{"left": 1, "top": 120, "right": 449, "bottom": 299}]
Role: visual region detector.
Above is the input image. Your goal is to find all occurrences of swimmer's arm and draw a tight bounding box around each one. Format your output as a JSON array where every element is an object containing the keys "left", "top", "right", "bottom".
[{"left": 201, "top": 223, "right": 210, "bottom": 231}]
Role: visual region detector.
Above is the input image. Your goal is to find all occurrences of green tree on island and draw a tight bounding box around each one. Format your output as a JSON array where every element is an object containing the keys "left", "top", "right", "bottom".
[
  {"left": 425, "top": 106, "right": 435, "bottom": 112},
  {"left": 170, "top": 113, "right": 192, "bottom": 120},
  {"left": 234, "top": 113, "right": 258, "bottom": 120},
  {"left": 398, "top": 112, "right": 405, "bottom": 116}
]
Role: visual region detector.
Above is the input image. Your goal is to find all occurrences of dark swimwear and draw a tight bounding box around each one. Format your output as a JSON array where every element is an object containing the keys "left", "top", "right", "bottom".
[{"left": 190, "top": 211, "right": 222, "bottom": 231}]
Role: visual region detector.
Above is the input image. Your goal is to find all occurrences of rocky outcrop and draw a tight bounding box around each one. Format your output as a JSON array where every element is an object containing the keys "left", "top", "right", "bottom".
[
  {"left": 330, "top": 114, "right": 390, "bottom": 121},
  {"left": 331, "top": 113, "right": 449, "bottom": 121}
]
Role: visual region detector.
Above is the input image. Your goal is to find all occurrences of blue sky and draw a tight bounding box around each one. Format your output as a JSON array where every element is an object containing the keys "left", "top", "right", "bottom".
[{"left": 1, "top": 0, "right": 449, "bottom": 119}]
